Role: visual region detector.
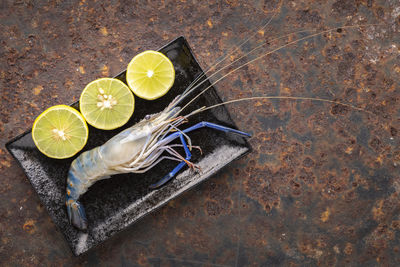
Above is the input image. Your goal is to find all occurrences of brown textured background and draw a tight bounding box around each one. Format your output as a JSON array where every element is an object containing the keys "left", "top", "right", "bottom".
[{"left": 1, "top": 0, "right": 399, "bottom": 266}]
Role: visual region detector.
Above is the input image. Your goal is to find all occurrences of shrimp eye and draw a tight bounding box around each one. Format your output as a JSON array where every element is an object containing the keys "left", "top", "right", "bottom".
[{"left": 145, "top": 115, "right": 151, "bottom": 120}]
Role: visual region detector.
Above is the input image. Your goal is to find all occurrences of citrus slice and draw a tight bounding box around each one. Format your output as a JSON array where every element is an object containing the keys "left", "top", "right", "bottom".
[
  {"left": 79, "top": 78, "right": 135, "bottom": 130},
  {"left": 32, "top": 105, "right": 89, "bottom": 159},
  {"left": 126, "top": 50, "right": 175, "bottom": 100}
]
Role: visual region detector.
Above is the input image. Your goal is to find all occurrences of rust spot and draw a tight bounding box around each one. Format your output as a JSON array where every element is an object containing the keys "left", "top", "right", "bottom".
[
  {"left": 320, "top": 208, "right": 330, "bottom": 222},
  {"left": 23, "top": 220, "right": 36, "bottom": 234},
  {"left": 372, "top": 200, "right": 385, "bottom": 220},
  {"left": 345, "top": 146, "right": 353, "bottom": 154},
  {"left": 1, "top": 160, "right": 11, "bottom": 168},
  {"left": 369, "top": 136, "right": 384, "bottom": 153},
  {"left": 320, "top": 170, "right": 348, "bottom": 199},
  {"left": 183, "top": 207, "right": 196, "bottom": 218},
  {"left": 390, "top": 127, "right": 397, "bottom": 137},
  {"left": 298, "top": 237, "right": 324, "bottom": 259},
  {"left": 257, "top": 128, "right": 287, "bottom": 154},
  {"left": 302, "top": 157, "right": 314, "bottom": 168},
  {"left": 137, "top": 252, "right": 148, "bottom": 266},
  {"left": 290, "top": 180, "right": 302, "bottom": 196},
  {"left": 207, "top": 19, "right": 213, "bottom": 28},
  {"left": 31, "top": 20, "right": 38, "bottom": 28},
  {"left": 296, "top": 9, "right": 321, "bottom": 25},
  {"left": 344, "top": 243, "right": 353, "bottom": 255},
  {"left": 391, "top": 220, "right": 400, "bottom": 229},
  {"left": 2, "top": 237, "right": 9, "bottom": 245},
  {"left": 375, "top": 155, "right": 383, "bottom": 165},
  {"left": 281, "top": 70, "right": 304, "bottom": 95},
  {"left": 330, "top": 103, "right": 350, "bottom": 116},
  {"left": 33, "top": 85, "right": 43, "bottom": 95},
  {"left": 333, "top": 245, "right": 340, "bottom": 254},
  {"left": 282, "top": 87, "right": 291, "bottom": 94},
  {"left": 344, "top": 190, "right": 357, "bottom": 202},
  {"left": 63, "top": 80, "right": 73, "bottom": 90},
  {"left": 100, "top": 27, "right": 108, "bottom": 36},
  {"left": 101, "top": 64, "right": 109, "bottom": 76},
  {"left": 323, "top": 45, "right": 340, "bottom": 61},
  {"left": 175, "top": 228, "right": 184, "bottom": 238},
  {"left": 78, "top": 66, "right": 85, "bottom": 74},
  {"left": 265, "top": 204, "right": 271, "bottom": 212},
  {"left": 205, "top": 200, "right": 220, "bottom": 216},
  {"left": 254, "top": 101, "right": 263, "bottom": 107},
  {"left": 308, "top": 112, "right": 329, "bottom": 136}
]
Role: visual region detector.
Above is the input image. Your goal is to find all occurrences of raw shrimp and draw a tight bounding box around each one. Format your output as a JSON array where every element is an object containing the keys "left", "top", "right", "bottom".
[{"left": 66, "top": 96, "right": 251, "bottom": 230}]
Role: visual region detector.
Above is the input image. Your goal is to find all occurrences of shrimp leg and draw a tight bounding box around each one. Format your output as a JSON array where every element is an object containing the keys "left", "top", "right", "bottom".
[
  {"left": 150, "top": 134, "right": 192, "bottom": 189},
  {"left": 150, "top": 122, "right": 251, "bottom": 189}
]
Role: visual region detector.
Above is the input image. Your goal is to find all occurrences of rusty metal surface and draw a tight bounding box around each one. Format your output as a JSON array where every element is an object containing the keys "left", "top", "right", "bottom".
[{"left": 0, "top": 0, "right": 399, "bottom": 266}]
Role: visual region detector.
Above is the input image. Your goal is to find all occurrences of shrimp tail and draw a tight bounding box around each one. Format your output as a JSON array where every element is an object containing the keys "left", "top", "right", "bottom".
[
  {"left": 66, "top": 155, "right": 92, "bottom": 231},
  {"left": 66, "top": 197, "right": 88, "bottom": 231}
]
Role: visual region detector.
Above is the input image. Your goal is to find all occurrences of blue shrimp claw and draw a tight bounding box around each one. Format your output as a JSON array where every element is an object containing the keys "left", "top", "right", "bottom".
[
  {"left": 66, "top": 198, "right": 88, "bottom": 231},
  {"left": 150, "top": 121, "right": 251, "bottom": 189}
]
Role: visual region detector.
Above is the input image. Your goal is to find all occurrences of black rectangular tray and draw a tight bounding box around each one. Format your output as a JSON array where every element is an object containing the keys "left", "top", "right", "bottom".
[{"left": 6, "top": 36, "right": 251, "bottom": 256}]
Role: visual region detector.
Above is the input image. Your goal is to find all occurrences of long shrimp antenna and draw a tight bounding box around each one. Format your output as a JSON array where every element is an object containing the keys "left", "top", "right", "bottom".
[
  {"left": 177, "top": 6, "right": 280, "bottom": 103},
  {"left": 173, "top": 28, "right": 317, "bottom": 110},
  {"left": 184, "top": 96, "right": 374, "bottom": 119},
  {"left": 176, "top": 23, "right": 383, "bottom": 117}
]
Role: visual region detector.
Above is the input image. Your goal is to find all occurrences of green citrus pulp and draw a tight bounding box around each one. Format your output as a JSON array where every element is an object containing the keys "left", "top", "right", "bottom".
[
  {"left": 32, "top": 105, "right": 89, "bottom": 159},
  {"left": 79, "top": 78, "right": 135, "bottom": 130},
  {"left": 126, "top": 50, "right": 175, "bottom": 100}
]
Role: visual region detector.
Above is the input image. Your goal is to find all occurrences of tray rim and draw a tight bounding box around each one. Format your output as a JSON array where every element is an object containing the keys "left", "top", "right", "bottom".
[{"left": 6, "top": 35, "right": 252, "bottom": 256}]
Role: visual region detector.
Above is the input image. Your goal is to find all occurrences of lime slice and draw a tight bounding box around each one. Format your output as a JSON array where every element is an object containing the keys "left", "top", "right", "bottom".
[
  {"left": 32, "top": 105, "right": 89, "bottom": 159},
  {"left": 79, "top": 78, "right": 135, "bottom": 130},
  {"left": 126, "top": 50, "right": 175, "bottom": 100}
]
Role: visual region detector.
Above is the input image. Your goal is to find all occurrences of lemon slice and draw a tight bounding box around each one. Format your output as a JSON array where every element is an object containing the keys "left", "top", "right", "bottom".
[
  {"left": 80, "top": 78, "right": 135, "bottom": 130},
  {"left": 126, "top": 50, "right": 175, "bottom": 100},
  {"left": 32, "top": 105, "right": 89, "bottom": 159}
]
